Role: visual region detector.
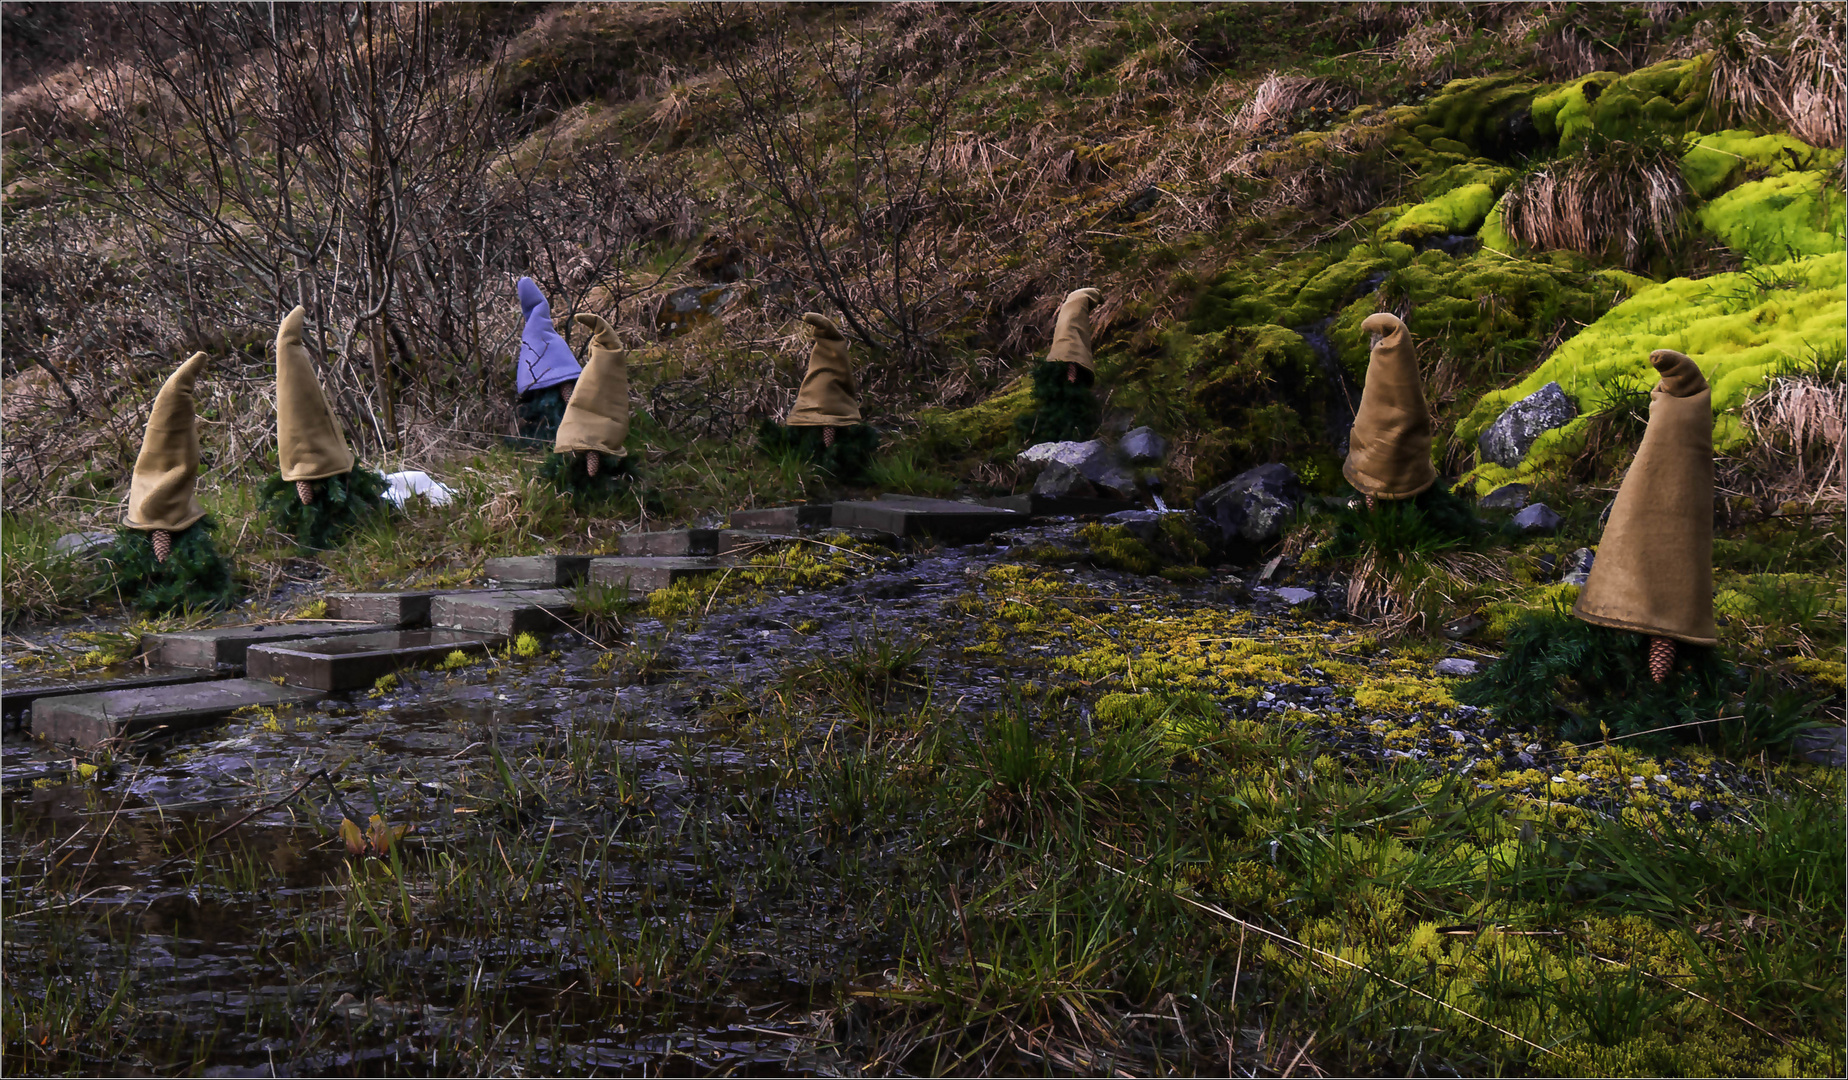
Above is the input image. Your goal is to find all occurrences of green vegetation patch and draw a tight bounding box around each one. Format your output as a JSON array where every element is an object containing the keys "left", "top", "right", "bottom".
[
  {"left": 1698, "top": 169, "right": 1847, "bottom": 266},
  {"left": 99, "top": 518, "right": 240, "bottom": 617},
  {"left": 258, "top": 467, "right": 390, "bottom": 553},
  {"left": 1680, "top": 128, "right": 1844, "bottom": 199},
  {"left": 1532, "top": 58, "right": 1712, "bottom": 150}
]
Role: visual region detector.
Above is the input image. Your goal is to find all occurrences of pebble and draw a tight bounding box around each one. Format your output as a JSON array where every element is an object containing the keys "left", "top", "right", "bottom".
[
  {"left": 1275, "top": 587, "right": 1317, "bottom": 605},
  {"left": 1433, "top": 658, "right": 1480, "bottom": 677}
]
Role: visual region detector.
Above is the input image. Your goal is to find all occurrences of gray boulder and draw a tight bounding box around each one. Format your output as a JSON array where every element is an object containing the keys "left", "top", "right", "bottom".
[
  {"left": 1512, "top": 503, "right": 1563, "bottom": 533},
  {"left": 1032, "top": 461, "right": 1097, "bottom": 500},
  {"left": 1478, "top": 483, "right": 1531, "bottom": 511},
  {"left": 1434, "top": 657, "right": 1481, "bottom": 677},
  {"left": 1019, "top": 439, "right": 1138, "bottom": 497},
  {"left": 1102, "top": 509, "right": 1162, "bottom": 542},
  {"left": 1120, "top": 426, "right": 1168, "bottom": 466},
  {"left": 1558, "top": 547, "right": 1594, "bottom": 585},
  {"left": 1196, "top": 463, "right": 1302, "bottom": 545},
  {"left": 1478, "top": 382, "right": 1577, "bottom": 467}
]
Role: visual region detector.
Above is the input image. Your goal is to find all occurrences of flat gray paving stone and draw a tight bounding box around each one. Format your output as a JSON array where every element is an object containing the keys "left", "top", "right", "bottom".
[
  {"left": 145, "top": 623, "right": 381, "bottom": 671},
  {"left": 982, "top": 493, "right": 1138, "bottom": 518},
  {"left": 31, "top": 678, "right": 325, "bottom": 748},
  {"left": 617, "top": 529, "right": 719, "bottom": 557},
  {"left": 715, "top": 530, "right": 789, "bottom": 555},
  {"left": 728, "top": 504, "right": 833, "bottom": 532},
  {"left": 430, "top": 589, "right": 576, "bottom": 635},
  {"left": 3, "top": 667, "right": 226, "bottom": 728},
  {"left": 484, "top": 555, "right": 592, "bottom": 587},
  {"left": 587, "top": 557, "right": 731, "bottom": 595},
  {"left": 246, "top": 628, "right": 504, "bottom": 691},
  {"left": 325, "top": 590, "right": 486, "bottom": 627},
  {"left": 833, "top": 496, "right": 1023, "bottom": 543}
]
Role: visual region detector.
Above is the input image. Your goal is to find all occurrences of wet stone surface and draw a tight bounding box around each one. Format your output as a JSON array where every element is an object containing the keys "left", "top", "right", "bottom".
[{"left": 0, "top": 521, "right": 1807, "bottom": 1073}]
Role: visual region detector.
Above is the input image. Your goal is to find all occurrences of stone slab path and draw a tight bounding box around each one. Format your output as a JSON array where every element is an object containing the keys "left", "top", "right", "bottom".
[
  {"left": 245, "top": 628, "right": 504, "bottom": 692},
  {"left": 833, "top": 495, "right": 1023, "bottom": 542},
  {"left": 32, "top": 678, "right": 326, "bottom": 748},
  {"left": 145, "top": 623, "right": 383, "bottom": 671}
]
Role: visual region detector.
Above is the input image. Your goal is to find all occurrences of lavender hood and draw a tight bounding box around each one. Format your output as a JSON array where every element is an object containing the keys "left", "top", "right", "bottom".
[{"left": 516, "top": 278, "right": 582, "bottom": 395}]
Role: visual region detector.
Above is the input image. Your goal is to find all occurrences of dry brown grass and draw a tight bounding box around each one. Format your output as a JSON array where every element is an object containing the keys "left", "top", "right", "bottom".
[
  {"left": 1739, "top": 371, "right": 1847, "bottom": 507},
  {"left": 1499, "top": 140, "right": 1691, "bottom": 270}
]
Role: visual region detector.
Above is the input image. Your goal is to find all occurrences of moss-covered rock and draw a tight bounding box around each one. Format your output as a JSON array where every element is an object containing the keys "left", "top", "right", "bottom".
[
  {"left": 1379, "top": 181, "right": 1504, "bottom": 244},
  {"left": 1698, "top": 169, "right": 1847, "bottom": 265},
  {"left": 916, "top": 376, "right": 1033, "bottom": 464},
  {"left": 1532, "top": 57, "right": 1711, "bottom": 150},
  {"left": 1458, "top": 250, "right": 1846, "bottom": 491},
  {"left": 1680, "top": 129, "right": 1844, "bottom": 199}
]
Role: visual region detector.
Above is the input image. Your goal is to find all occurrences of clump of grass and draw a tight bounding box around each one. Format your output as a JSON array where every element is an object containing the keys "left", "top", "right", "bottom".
[
  {"left": 1499, "top": 135, "right": 1691, "bottom": 271},
  {"left": 571, "top": 577, "right": 632, "bottom": 643},
  {"left": 755, "top": 421, "right": 882, "bottom": 485},
  {"left": 0, "top": 512, "right": 96, "bottom": 626},
  {"left": 1298, "top": 484, "right": 1497, "bottom": 632}
]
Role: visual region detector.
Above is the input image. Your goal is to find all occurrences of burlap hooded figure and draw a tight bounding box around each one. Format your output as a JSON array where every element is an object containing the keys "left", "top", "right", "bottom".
[
  {"left": 126, "top": 351, "right": 210, "bottom": 535},
  {"left": 786, "top": 314, "right": 862, "bottom": 427},
  {"left": 1048, "top": 287, "right": 1103, "bottom": 373},
  {"left": 276, "top": 305, "right": 355, "bottom": 486},
  {"left": 1343, "top": 312, "right": 1437, "bottom": 501},
  {"left": 555, "top": 313, "right": 630, "bottom": 462},
  {"left": 1574, "top": 349, "right": 1717, "bottom": 647}
]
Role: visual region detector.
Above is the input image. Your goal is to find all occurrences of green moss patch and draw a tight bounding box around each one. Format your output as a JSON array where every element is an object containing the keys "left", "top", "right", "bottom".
[
  {"left": 1532, "top": 58, "right": 1711, "bottom": 150},
  {"left": 1698, "top": 169, "right": 1847, "bottom": 266}
]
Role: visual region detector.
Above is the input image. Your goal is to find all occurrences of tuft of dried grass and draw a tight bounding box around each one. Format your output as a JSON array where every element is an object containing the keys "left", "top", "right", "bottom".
[
  {"left": 1229, "top": 72, "right": 1350, "bottom": 139},
  {"left": 1740, "top": 370, "right": 1846, "bottom": 507},
  {"left": 1499, "top": 139, "right": 1691, "bottom": 270},
  {"left": 1778, "top": 2, "right": 1846, "bottom": 148}
]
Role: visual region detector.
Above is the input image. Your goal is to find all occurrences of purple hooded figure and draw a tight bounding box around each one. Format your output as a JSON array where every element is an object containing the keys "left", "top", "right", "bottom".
[{"left": 516, "top": 277, "right": 582, "bottom": 396}]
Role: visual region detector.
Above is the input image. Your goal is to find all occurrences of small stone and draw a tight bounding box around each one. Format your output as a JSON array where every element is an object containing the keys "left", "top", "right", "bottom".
[
  {"left": 1275, "top": 587, "right": 1317, "bottom": 606},
  {"left": 51, "top": 532, "right": 114, "bottom": 558},
  {"left": 1559, "top": 547, "right": 1595, "bottom": 585},
  {"left": 1434, "top": 657, "right": 1480, "bottom": 677},
  {"left": 1120, "top": 426, "right": 1168, "bottom": 466},
  {"left": 1101, "top": 509, "right": 1162, "bottom": 541},
  {"left": 1511, "top": 503, "right": 1563, "bottom": 533},
  {"left": 1478, "top": 483, "right": 1531, "bottom": 511},
  {"left": 1478, "top": 381, "right": 1577, "bottom": 467},
  {"left": 1689, "top": 801, "right": 1712, "bottom": 822},
  {"left": 1516, "top": 752, "right": 1536, "bottom": 767}
]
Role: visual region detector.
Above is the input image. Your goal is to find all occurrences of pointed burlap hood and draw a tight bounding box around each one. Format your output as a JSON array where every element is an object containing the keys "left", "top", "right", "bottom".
[
  {"left": 1047, "top": 287, "right": 1103, "bottom": 372},
  {"left": 786, "top": 313, "right": 862, "bottom": 426},
  {"left": 554, "top": 313, "right": 630, "bottom": 458},
  {"left": 1574, "top": 349, "right": 1717, "bottom": 645},
  {"left": 126, "top": 351, "right": 209, "bottom": 533},
  {"left": 275, "top": 305, "right": 355, "bottom": 482},
  {"left": 516, "top": 277, "right": 581, "bottom": 395},
  {"left": 1343, "top": 312, "right": 1437, "bottom": 500}
]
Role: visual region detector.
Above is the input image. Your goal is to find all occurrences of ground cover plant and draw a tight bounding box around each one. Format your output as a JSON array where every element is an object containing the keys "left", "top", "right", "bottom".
[{"left": 2, "top": 2, "right": 1843, "bottom": 1075}]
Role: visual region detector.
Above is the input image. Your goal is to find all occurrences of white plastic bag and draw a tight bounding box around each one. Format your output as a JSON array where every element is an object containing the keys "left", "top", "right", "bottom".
[{"left": 382, "top": 470, "right": 455, "bottom": 508}]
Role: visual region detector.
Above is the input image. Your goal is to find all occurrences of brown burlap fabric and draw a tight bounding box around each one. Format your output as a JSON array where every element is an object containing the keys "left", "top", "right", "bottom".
[
  {"left": 1343, "top": 312, "right": 1437, "bottom": 500},
  {"left": 786, "top": 313, "right": 862, "bottom": 426},
  {"left": 1047, "top": 287, "right": 1103, "bottom": 372},
  {"left": 554, "top": 313, "right": 631, "bottom": 458},
  {"left": 276, "top": 305, "right": 356, "bottom": 483},
  {"left": 1574, "top": 349, "right": 1717, "bottom": 645},
  {"left": 126, "top": 352, "right": 210, "bottom": 533}
]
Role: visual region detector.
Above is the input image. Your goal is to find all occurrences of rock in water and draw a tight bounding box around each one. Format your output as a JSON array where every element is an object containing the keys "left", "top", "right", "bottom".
[
  {"left": 1478, "top": 483, "right": 1531, "bottom": 510},
  {"left": 1120, "top": 426, "right": 1168, "bottom": 465},
  {"left": 1478, "top": 382, "right": 1577, "bottom": 467},
  {"left": 1032, "top": 460, "right": 1097, "bottom": 499},
  {"left": 1195, "top": 464, "right": 1302, "bottom": 545},
  {"left": 1558, "top": 547, "right": 1594, "bottom": 585},
  {"left": 1512, "top": 503, "right": 1564, "bottom": 533},
  {"left": 1103, "top": 508, "right": 1163, "bottom": 542}
]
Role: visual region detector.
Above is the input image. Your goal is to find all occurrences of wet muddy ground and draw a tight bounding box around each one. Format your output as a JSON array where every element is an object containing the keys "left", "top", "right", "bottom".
[{"left": 0, "top": 523, "right": 1816, "bottom": 1075}]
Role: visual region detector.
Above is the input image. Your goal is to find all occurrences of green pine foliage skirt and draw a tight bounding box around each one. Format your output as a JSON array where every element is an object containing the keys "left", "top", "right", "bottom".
[
  {"left": 101, "top": 517, "right": 239, "bottom": 616},
  {"left": 510, "top": 384, "right": 573, "bottom": 449},
  {"left": 1322, "top": 482, "right": 1488, "bottom": 559},
  {"left": 540, "top": 449, "right": 644, "bottom": 508},
  {"left": 1015, "top": 362, "right": 1100, "bottom": 445},
  {"left": 756, "top": 421, "right": 881, "bottom": 484},
  {"left": 260, "top": 467, "right": 390, "bottom": 552}
]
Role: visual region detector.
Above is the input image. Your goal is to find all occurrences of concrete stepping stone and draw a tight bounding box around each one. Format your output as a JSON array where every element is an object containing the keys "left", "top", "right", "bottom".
[
  {"left": 430, "top": 589, "right": 576, "bottom": 635},
  {"left": 616, "top": 529, "right": 787, "bottom": 557},
  {"left": 728, "top": 504, "right": 833, "bottom": 532},
  {"left": 587, "top": 556, "right": 730, "bottom": 594},
  {"left": 982, "top": 493, "right": 1138, "bottom": 518},
  {"left": 485, "top": 555, "right": 591, "bottom": 587},
  {"left": 833, "top": 496, "right": 1023, "bottom": 543},
  {"left": 3, "top": 667, "right": 224, "bottom": 729},
  {"left": 145, "top": 622, "right": 381, "bottom": 672},
  {"left": 32, "top": 678, "right": 325, "bottom": 748},
  {"left": 325, "top": 590, "right": 485, "bottom": 627},
  {"left": 246, "top": 628, "right": 504, "bottom": 691}
]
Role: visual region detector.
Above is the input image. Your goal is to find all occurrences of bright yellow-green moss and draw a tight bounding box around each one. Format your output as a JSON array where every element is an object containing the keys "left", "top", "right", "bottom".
[
  {"left": 916, "top": 376, "right": 1033, "bottom": 461},
  {"left": 1460, "top": 251, "right": 1847, "bottom": 490},
  {"left": 1680, "top": 128, "right": 1844, "bottom": 198},
  {"left": 1380, "top": 182, "right": 1501, "bottom": 244},
  {"left": 1531, "top": 57, "right": 1711, "bottom": 149},
  {"left": 1698, "top": 169, "right": 1847, "bottom": 265}
]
